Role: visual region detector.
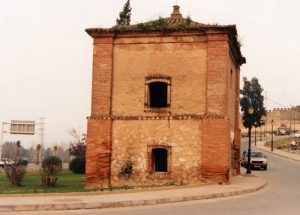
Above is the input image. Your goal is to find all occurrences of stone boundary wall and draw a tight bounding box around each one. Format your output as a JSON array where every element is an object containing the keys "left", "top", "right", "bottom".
[{"left": 240, "top": 105, "right": 300, "bottom": 134}]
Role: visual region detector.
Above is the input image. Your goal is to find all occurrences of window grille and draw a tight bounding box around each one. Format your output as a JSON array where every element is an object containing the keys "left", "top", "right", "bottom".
[
  {"left": 152, "top": 148, "right": 168, "bottom": 172},
  {"left": 144, "top": 75, "right": 171, "bottom": 112},
  {"left": 149, "top": 82, "right": 167, "bottom": 108}
]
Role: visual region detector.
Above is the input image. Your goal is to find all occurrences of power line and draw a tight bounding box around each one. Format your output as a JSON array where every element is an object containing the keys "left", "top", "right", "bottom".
[{"left": 265, "top": 97, "right": 290, "bottom": 109}]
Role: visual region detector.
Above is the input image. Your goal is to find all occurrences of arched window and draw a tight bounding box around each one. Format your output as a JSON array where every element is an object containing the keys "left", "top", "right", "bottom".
[{"left": 145, "top": 75, "right": 171, "bottom": 112}]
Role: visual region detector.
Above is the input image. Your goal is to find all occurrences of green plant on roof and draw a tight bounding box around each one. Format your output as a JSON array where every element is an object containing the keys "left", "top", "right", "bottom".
[
  {"left": 136, "top": 15, "right": 193, "bottom": 30},
  {"left": 137, "top": 22, "right": 151, "bottom": 30},
  {"left": 151, "top": 17, "right": 169, "bottom": 27},
  {"left": 177, "top": 16, "right": 192, "bottom": 29}
]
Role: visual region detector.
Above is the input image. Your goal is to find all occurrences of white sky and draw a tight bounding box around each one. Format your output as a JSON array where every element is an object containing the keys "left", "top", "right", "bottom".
[{"left": 1, "top": 0, "right": 300, "bottom": 148}]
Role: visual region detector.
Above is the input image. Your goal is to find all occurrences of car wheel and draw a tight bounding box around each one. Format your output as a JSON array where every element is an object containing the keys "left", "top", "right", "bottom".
[{"left": 263, "top": 166, "right": 267, "bottom": 170}]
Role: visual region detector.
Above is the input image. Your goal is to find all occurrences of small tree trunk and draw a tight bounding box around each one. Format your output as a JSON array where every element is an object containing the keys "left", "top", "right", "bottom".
[{"left": 36, "top": 151, "right": 40, "bottom": 165}]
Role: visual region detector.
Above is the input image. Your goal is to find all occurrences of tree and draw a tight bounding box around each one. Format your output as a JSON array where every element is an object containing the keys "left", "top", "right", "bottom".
[
  {"left": 240, "top": 77, "right": 266, "bottom": 128},
  {"left": 16, "top": 140, "right": 21, "bottom": 157},
  {"left": 53, "top": 146, "right": 57, "bottom": 156},
  {"left": 69, "top": 134, "right": 86, "bottom": 157},
  {"left": 66, "top": 127, "right": 80, "bottom": 142},
  {"left": 116, "top": 0, "right": 132, "bottom": 26},
  {"left": 36, "top": 144, "right": 41, "bottom": 165},
  {"left": 67, "top": 128, "right": 86, "bottom": 157}
]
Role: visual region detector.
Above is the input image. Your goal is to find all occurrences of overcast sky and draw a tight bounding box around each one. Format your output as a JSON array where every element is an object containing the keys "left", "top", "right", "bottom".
[{"left": 1, "top": 0, "right": 300, "bottom": 148}]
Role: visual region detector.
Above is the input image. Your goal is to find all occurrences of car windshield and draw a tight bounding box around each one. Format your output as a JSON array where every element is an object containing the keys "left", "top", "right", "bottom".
[{"left": 251, "top": 152, "right": 264, "bottom": 157}]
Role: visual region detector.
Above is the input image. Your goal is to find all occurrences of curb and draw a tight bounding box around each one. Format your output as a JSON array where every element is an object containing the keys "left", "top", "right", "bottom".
[{"left": 0, "top": 176, "right": 267, "bottom": 212}]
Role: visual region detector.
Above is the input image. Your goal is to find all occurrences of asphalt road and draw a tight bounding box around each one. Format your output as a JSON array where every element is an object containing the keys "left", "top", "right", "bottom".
[
  {"left": 3, "top": 136, "right": 300, "bottom": 215},
  {"left": 26, "top": 163, "right": 69, "bottom": 170}
]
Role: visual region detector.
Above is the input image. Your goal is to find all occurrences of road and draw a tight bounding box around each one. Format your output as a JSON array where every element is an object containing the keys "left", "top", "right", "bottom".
[{"left": 3, "top": 136, "right": 300, "bottom": 215}]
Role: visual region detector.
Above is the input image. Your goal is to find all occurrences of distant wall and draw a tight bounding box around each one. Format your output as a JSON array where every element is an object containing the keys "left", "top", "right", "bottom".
[{"left": 240, "top": 105, "right": 300, "bottom": 134}]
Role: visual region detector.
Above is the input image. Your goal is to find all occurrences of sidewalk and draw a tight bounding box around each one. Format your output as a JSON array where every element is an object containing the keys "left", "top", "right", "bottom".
[{"left": 1, "top": 140, "right": 298, "bottom": 213}]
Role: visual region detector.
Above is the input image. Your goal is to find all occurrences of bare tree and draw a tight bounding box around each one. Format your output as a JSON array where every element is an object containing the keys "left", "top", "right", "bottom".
[
  {"left": 69, "top": 135, "right": 86, "bottom": 157},
  {"left": 66, "top": 128, "right": 80, "bottom": 142},
  {"left": 36, "top": 144, "right": 41, "bottom": 164},
  {"left": 16, "top": 140, "right": 21, "bottom": 158},
  {"left": 67, "top": 128, "right": 86, "bottom": 157},
  {"left": 53, "top": 146, "right": 58, "bottom": 156}
]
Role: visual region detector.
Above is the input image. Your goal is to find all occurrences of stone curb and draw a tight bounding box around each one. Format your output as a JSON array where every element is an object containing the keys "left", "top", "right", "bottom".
[{"left": 0, "top": 178, "right": 267, "bottom": 212}]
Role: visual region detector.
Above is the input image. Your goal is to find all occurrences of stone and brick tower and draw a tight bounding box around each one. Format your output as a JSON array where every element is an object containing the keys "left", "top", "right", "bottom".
[{"left": 85, "top": 5, "right": 246, "bottom": 188}]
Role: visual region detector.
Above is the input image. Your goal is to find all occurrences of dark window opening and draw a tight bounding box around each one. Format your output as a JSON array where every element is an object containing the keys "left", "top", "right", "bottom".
[
  {"left": 152, "top": 148, "right": 168, "bottom": 172},
  {"left": 149, "top": 82, "right": 167, "bottom": 108}
]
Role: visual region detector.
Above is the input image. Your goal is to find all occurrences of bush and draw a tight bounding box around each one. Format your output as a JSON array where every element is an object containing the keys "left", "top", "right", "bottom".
[
  {"left": 41, "top": 156, "right": 62, "bottom": 187},
  {"left": 42, "top": 156, "right": 62, "bottom": 173},
  {"left": 69, "top": 156, "right": 85, "bottom": 174},
  {"left": 4, "top": 164, "right": 26, "bottom": 186}
]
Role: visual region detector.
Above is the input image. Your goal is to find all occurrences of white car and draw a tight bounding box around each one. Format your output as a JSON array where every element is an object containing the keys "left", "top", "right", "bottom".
[
  {"left": 241, "top": 151, "right": 268, "bottom": 170},
  {"left": 0, "top": 160, "right": 4, "bottom": 168},
  {"left": 294, "top": 132, "right": 300, "bottom": 138},
  {"left": 1, "top": 158, "right": 14, "bottom": 165}
]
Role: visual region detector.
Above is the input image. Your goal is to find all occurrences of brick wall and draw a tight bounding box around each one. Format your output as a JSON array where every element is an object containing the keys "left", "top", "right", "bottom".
[
  {"left": 201, "top": 118, "right": 231, "bottom": 181},
  {"left": 91, "top": 37, "right": 113, "bottom": 116},
  {"left": 86, "top": 35, "right": 114, "bottom": 188},
  {"left": 86, "top": 118, "right": 112, "bottom": 188},
  {"left": 112, "top": 33, "right": 207, "bottom": 116},
  {"left": 206, "top": 33, "right": 229, "bottom": 115}
]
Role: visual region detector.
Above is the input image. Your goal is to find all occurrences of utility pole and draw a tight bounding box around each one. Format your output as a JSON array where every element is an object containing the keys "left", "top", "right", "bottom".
[
  {"left": 290, "top": 103, "right": 292, "bottom": 137},
  {"left": 265, "top": 92, "right": 268, "bottom": 135},
  {"left": 38, "top": 118, "right": 45, "bottom": 162},
  {"left": 0, "top": 122, "right": 4, "bottom": 160}
]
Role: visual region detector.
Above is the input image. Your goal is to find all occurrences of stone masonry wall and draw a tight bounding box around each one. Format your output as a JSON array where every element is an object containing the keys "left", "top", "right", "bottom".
[{"left": 110, "top": 118, "right": 202, "bottom": 186}]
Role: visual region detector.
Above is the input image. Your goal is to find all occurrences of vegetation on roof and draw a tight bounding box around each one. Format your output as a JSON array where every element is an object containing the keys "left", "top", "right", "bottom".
[
  {"left": 176, "top": 16, "right": 192, "bottom": 29},
  {"left": 135, "top": 15, "right": 193, "bottom": 30}
]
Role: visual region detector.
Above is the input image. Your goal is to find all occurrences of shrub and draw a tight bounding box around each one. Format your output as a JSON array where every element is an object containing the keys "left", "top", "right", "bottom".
[
  {"left": 42, "top": 156, "right": 62, "bottom": 173},
  {"left": 41, "top": 156, "right": 62, "bottom": 187},
  {"left": 4, "top": 164, "right": 26, "bottom": 186},
  {"left": 69, "top": 156, "right": 85, "bottom": 174}
]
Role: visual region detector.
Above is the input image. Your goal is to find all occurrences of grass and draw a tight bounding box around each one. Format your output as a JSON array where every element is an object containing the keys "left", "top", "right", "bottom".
[
  {"left": 264, "top": 136, "right": 297, "bottom": 149},
  {"left": 0, "top": 169, "right": 89, "bottom": 194},
  {"left": 0, "top": 169, "right": 188, "bottom": 195}
]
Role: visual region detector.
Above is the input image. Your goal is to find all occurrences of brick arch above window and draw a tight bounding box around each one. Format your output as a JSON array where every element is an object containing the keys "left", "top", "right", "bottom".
[{"left": 144, "top": 75, "right": 171, "bottom": 113}]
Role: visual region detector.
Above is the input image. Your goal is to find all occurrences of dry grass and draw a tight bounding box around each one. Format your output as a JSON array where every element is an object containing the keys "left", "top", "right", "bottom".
[{"left": 264, "top": 136, "right": 300, "bottom": 150}]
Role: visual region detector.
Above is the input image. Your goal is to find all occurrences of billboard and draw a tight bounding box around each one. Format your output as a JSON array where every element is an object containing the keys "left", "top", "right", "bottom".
[{"left": 10, "top": 120, "right": 35, "bottom": 135}]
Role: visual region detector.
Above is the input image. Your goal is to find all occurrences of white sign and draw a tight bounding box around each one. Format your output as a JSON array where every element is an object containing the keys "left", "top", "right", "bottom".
[{"left": 10, "top": 120, "right": 35, "bottom": 135}]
